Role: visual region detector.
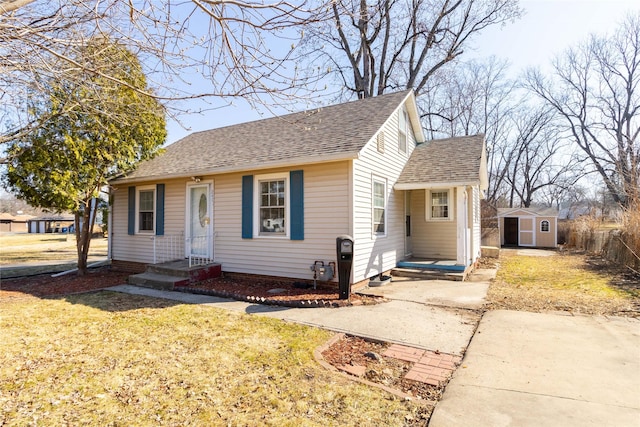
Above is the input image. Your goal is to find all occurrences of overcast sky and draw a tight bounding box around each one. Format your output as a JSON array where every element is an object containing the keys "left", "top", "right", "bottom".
[{"left": 165, "top": 0, "right": 640, "bottom": 145}]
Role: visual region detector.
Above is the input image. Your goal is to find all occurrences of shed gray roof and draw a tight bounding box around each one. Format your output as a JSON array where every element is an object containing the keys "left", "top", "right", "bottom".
[
  {"left": 112, "top": 90, "right": 419, "bottom": 184},
  {"left": 395, "top": 134, "right": 487, "bottom": 189}
]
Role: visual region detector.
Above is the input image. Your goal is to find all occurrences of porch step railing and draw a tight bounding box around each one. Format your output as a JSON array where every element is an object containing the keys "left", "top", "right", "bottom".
[
  {"left": 151, "top": 232, "right": 185, "bottom": 264},
  {"left": 187, "top": 233, "right": 214, "bottom": 268}
]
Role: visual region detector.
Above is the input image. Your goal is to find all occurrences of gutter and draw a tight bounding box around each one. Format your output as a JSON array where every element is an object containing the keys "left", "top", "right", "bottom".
[
  {"left": 394, "top": 180, "right": 481, "bottom": 190},
  {"left": 110, "top": 152, "right": 360, "bottom": 185}
]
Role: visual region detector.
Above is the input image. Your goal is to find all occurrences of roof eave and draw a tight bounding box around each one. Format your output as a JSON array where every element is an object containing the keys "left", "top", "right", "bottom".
[
  {"left": 110, "top": 152, "right": 360, "bottom": 185},
  {"left": 405, "top": 91, "right": 426, "bottom": 143},
  {"left": 394, "top": 180, "right": 482, "bottom": 190}
]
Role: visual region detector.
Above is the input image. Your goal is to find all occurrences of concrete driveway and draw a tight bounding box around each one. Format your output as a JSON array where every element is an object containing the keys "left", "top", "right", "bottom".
[{"left": 429, "top": 310, "right": 640, "bottom": 427}]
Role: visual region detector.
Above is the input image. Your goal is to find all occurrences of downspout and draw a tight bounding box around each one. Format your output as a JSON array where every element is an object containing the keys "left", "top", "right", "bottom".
[
  {"left": 107, "top": 187, "right": 113, "bottom": 262},
  {"left": 455, "top": 187, "right": 469, "bottom": 266}
]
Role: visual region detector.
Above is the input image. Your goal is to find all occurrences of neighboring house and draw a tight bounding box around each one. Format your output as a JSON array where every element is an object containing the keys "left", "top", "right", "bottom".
[
  {"left": 558, "top": 204, "right": 592, "bottom": 220},
  {"left": 108, "top": 90, "right": 488, "bottom": 285},
  {"left": 28, "top": 215, "right": 75, "bottom": 233},
  {"left": 498, "top": 207, "right": 558, "bottom": 248},
  {"left": 0, "top": 213, "right": 34, "bottom": 233}
]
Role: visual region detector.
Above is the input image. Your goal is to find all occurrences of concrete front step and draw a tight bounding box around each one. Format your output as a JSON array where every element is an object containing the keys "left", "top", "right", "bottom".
[
  {"left": 129, "top": 260, "right": 222, "bottom": 290},
  {"left": 128, "top": 272, "right": 191, "bottom": 290},
  {"left": 392, "top": 267, "right": 465, "bottom": 282}
]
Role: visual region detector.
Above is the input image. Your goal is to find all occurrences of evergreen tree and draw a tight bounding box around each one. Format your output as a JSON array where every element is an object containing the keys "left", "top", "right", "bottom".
[{"left": 4, "top": 38, "right": 166, "bottom": 274}]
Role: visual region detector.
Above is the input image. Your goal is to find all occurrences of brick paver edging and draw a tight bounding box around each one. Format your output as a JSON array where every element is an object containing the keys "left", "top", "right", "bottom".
[
  {"left": 313, "top": 333, "right": 436, "bottom": 406},
  {"left": 384, "top": 344, "right": 462, "bottom": 387}
]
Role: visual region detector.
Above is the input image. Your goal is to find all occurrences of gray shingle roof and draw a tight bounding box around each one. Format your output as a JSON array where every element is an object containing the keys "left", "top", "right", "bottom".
[
  {"left": 112, "top": 90, "right": 414, "bottom": 183},
  {"left": 396, "top": 134, "right": 486, "bottom": 188}
]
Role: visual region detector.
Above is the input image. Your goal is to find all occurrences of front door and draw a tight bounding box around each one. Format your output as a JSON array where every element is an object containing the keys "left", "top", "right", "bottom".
[{"left": 187, "top": 182, "right": 213, "bottom": 261}]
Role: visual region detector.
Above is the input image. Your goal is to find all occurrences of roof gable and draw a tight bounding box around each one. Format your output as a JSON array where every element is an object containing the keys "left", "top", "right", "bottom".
[
  {"left": 112, "top": 90, "right": 417, "bottom": 184},
  {"left": 497, "top": 207, "right": 559, "bottom": 217},
  {"left": 395, "top": 134, "right": 487, "bottom": 189}
]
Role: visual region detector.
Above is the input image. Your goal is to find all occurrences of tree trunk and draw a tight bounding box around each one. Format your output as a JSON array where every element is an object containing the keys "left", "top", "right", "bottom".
[{"left": 75, "top": 199, "right": 94, "bottom": 276}]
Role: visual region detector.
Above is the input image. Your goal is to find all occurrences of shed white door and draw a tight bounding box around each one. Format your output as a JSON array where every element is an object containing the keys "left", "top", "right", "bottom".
[
  {"left": 519, "top": 216, "right": 535, "bottom": 246},
  {"left": 186, "top": 183, "right": 213, "bottom": 260}
]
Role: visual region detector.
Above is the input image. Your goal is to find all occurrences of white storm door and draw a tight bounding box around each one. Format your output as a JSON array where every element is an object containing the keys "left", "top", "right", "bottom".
[{"left": 186, "top": 182, "right": 213, "bottom": 259}]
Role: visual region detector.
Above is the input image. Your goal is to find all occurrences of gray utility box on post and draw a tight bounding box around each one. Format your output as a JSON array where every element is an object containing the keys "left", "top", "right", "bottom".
[{"left": 336, "top": 235, "right": 354, "bottom": 300}]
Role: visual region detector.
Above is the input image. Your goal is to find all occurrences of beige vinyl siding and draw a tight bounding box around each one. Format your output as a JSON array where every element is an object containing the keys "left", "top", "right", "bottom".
[
  {"left": 410, "top": 188, "right": 457, "bottom": 259},
  {"left": 214, "top": 161, "right": 350, "bottom": 280},
  {"left": 352, "top": 101, "right": 418, "bottom": 281},
  {"left": 112, "top": 163, "right": 351, "bottom": 280},
  {"left": 536, "top": 217, "right": 557, "bottom": 247},
  {"left": 111, "top": 178, "right": 187, "bottom": 264}
]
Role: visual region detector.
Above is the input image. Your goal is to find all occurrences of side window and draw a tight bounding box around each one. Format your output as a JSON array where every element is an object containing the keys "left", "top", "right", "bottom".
[
  {"left": 373, "top": 177, "right": 386, "bottom": 235},
  {"left": 541, "top": 220, "right": 550, "bottom": 232},
  {"left": 137, "top": 187, "right": 155, "bottom": 233},
  {"left": 427, "top": 189, "right": 452, "bottom": 221}
]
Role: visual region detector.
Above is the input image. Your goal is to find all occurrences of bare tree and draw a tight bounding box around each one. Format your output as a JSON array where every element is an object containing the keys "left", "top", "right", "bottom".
[
  {"left": 420, "top": 56, "right": 584, "bottom": 207},
  {"left": 1, "top": 0, "right": 324, "bottom": 154},
  {"left": 504, "top": 105, "right": 580, "bottom": 208},
  {"left": 301, "top": 0, "right": 521, "bottom": 100},
  {"left": 421, "top": 57, "right": 518, "bottom": 202},
  {"left": 525, "top": 13, "right": 640, "bottom": 206}
]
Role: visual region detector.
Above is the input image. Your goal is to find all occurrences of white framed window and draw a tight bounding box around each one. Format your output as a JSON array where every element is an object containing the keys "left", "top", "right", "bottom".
[
  {"left": 136, "top": 185, "right": 155, "bottom": 233},
  {"left": 254, "top": 173, "right": 289, "bottom": 237},
  {"left": 372, "top": 177, "right": 387, "bottom": 236},
  {"left": 427, "top": 189, "right": 453, "bottom": 221},
  {"left": 398, "top": 109, "right": 408, "bottom": 153},
  {"left": 541, "top": 220, "right": 550, "bottom": 232}
]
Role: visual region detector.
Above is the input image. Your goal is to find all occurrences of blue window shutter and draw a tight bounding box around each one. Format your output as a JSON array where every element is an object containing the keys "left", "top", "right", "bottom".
[
  {"left": 242, "top": 175, "right": 253, "bottom": 239},
  {"left": 155, "top": 184, "right": 165, "bottom": 236},
  {"left": 290, "top": 170, "right": 304, "bottom": 240},
  {"left": 128, "top": 186, "right": 135, "bottom": 235}
]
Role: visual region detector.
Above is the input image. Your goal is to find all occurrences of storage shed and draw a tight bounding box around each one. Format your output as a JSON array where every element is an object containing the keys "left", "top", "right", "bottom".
[{"left": 497, "top": 207, "right": 558, "bottom": 248}]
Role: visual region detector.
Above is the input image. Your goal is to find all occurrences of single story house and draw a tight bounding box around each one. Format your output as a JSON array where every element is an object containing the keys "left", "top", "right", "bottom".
[
  {"left": 27, "top": 215, "right": 75, "bottom": 233},
  {"left": 497, "top": 207, "right": 558, "bottom": 248},
  {"left": 108, "top": 90, "right": 488, "bottom": 286},
  {"left": 0, "top": 213, "right": 34, "bottom": 233}
]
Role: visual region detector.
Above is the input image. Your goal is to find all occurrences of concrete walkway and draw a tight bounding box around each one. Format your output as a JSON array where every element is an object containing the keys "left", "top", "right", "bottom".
[
  {"left": 108, "top": 277, "right": 486, "bottom": 355},
  {"left": 429, "top": 310, "right": 640, "bottom": 427}
]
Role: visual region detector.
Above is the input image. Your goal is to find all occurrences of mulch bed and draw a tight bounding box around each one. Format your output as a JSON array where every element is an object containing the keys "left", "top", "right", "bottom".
[
  {"left": 179, "top": 277, "right": 386, "bottom": 308},
  {"left": 0, "top": 267, "right": 386, "bottom": 308},
  {"left": 0, "top": 267, "right": 130, "bottom": 301}
]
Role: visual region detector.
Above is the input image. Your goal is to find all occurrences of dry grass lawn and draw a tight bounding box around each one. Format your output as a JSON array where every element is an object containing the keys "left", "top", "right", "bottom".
[
  {"left": 487, "top": 250, "right": 639, "bottom": 316},
  {"left": 1, "top": 291, "right": 424, "bottom": 426},
  {"left": 0, "top": 233, "right": 107, "bottom": 265}
]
